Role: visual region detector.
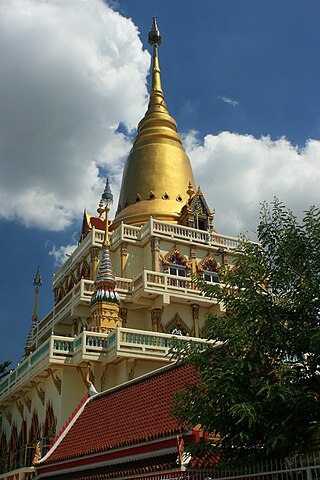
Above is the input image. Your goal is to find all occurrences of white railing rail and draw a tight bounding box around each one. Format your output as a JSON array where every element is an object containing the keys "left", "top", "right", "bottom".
[
  {"left": 35, "top": 277, "right": 132, "bottom": 342},
  {"left": 109, "top": 218, "right": 239, "bottom": 250},
  {"left": 132, "top": 269, "right": 220, "bottom": 300},
  {"left": 0, "top": 328, "right": 213, "bottom": 400}
]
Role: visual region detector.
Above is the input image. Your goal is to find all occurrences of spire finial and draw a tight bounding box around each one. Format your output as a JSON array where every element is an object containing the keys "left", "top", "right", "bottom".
[
  {"left": 148, "top": 16, "right": 162, "bottom": 47},
  {"left": 147, "top": 16, "right": 165, "bottom": 103},
  {"left": 26, "top": 266, "right": 42, "bottom": 355},
  {"left": 101, "top": 178, "right": 113, "bottom": 247}
]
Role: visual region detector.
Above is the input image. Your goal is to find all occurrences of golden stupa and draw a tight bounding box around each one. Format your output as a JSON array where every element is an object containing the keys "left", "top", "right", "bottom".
[{"left": 113, "top": 17, "right": 196, "bottom": 227}]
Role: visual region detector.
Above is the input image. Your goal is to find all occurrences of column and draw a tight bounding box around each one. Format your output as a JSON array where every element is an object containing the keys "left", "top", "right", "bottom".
[
  {"left": 120, "top": 307, "right": 128, "bottom": 328},
  {"left": 189, "top": 244, "right": 197, "bottom": 275},
  {"left": 120, "top": 242, "right": 128, "bottom": 278},
  {"left": 90, "top": 247, "right": 100, "bottom": 281},
  {"left": 191, "top": 304, "right": 199, "bottom": 338},
  {"left": 151, "top": 308, "right": 162, "bottom": 332},
  {"left": 151, "top": 237, "right": 161, "bottom": 272}
]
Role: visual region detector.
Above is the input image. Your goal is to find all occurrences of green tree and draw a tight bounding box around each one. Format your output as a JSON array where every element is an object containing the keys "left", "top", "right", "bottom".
[
  {"left": 0, "top": 360, "right": 11, "bottom": 380},
  {"left": 173, "top": 201, "right": 320, "bottom": 462}
]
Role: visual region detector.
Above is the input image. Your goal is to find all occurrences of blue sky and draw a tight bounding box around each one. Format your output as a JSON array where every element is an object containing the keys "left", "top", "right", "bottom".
[{"left": 1, "top": 0, "right": 320, "bottom": 366}]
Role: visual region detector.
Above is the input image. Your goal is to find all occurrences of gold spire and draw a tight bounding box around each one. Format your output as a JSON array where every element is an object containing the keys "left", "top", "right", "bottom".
[{"left": 113, "top": 17, "right": 196, "bottom": 227}]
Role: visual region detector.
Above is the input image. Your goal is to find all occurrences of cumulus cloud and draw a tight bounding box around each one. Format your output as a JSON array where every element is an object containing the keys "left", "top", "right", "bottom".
[
  {"left": 0, "top": 0, "right": 150, "bottom": 230},
  {"left": 185, "top": 131, "right": 320, "bottom": 239},
  {"left": 49, "top": 243, "right": 78, "bottom": 267},
  {"left": 218, "top": 96, "right": 239, "bottom": 107}
]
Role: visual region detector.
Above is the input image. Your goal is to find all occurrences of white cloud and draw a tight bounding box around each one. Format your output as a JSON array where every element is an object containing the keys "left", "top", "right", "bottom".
[
  {"left": 218, "top": 96, "right": 239, "bottom": 107},
  {"left": 185, "top": 131, "right": 320, "bottom": 239},
  {"left": 0, "top": 0, "right": 150, "bottom": 230},
  {"left": 49, "top": 243, "right": 78, "bottom": 267}
]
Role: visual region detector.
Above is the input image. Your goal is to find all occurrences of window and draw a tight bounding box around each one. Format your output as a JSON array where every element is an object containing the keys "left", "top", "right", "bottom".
[
  {"left": 169, "top": 266, "right": 186, "bottom": 277},
  {"left": 204, "top": 272, "right": 219, "bottom": 283}
]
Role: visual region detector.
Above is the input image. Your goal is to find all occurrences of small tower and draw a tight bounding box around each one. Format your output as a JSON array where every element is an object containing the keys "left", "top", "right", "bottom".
[
  {"left": 89, "top": 180, "right": 122, "bottom": 333},
  {"left": 25, "top": 266, "right": 42, "bottom": 355}
]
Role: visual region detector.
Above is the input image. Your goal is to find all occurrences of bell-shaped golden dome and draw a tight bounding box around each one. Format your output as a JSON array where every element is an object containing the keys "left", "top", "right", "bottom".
[{"left": 113, "top": 18, "right": 196, "bottom": 227}]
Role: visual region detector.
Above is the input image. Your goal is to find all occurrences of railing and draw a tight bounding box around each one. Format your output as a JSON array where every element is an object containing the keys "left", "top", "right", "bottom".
[
  {"left": 35, "top": 277, "right": 132, "bottom": 343},
  {"left": 53, "top": 227, "right": 105, "bottom": 287},
  {"left": 110, "top": 218, "right": 239, "bottom": 250},
  {"left": 0, "top": 337, "right": 51, "bottom": 398},
  {"left": 0, "top": 328, "right": 212, "bottom": 400},
  {"left": 132, "top": 270, "right": 218, "bottom": 300},
  {"left": 118, "top": 455, "right": 320, "bottom": 480}
]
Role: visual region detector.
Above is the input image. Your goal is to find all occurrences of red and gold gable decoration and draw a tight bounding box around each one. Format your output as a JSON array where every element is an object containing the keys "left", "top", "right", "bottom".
[
  {"left": 162, "top": 246, "right": 191, "bottom": 269},
  {"left": 197, "top": 255, "right": 218, "bottom": 273}
]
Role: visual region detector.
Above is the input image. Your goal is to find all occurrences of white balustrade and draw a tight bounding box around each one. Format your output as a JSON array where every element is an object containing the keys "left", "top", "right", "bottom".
[{"left": 0, "top": 327, "right": 215, "bottom": 400}]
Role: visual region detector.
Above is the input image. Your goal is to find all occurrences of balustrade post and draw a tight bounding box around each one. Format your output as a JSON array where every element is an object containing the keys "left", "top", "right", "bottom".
[
  {"left": 49, "top": 336, "right": 55, "bottom": 358},
  {"left": 116, "top": 325, "right": 120, "bottom": 349},
  {"left": 82, "top": 329, "right": 86, "bottom": 355}
]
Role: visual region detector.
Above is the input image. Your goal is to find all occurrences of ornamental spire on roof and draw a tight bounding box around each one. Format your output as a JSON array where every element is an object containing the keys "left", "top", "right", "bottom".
[
  {"left": 25, "top": 265, "right": 42, "bottom": 356},
  {"left": 113, "top": 17, "right": 196, "bottom": 227},
  {"left": 90, "top": 180, "right": 122, "bottom": 333}
]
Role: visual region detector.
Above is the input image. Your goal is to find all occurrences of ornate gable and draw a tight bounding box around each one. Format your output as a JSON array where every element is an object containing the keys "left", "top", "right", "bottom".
[
  {"left": 162, "top": 246, "right": 191, "bottom": 269},
  {"left": 164, "top": 313, "right": 190, "bottom": 335},
  {"left": 178, "top": 182, "right": 215, "bottom": 231},
  {"left": 198, "top": 255, "right": 218, "bottom": 273}
]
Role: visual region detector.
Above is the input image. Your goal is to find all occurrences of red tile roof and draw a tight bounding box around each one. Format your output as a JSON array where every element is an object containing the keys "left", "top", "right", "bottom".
[{"left": 42, "top": 363, "right": 196, "bottom": 465}]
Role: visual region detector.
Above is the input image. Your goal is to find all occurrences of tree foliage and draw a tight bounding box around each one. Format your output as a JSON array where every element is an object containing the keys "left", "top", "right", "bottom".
[
  {"left": 0, "top": 360, "right": 11, "bottom": 380},
  {"left": 173, "top": 201, "right": 320, "bottom": 462}
]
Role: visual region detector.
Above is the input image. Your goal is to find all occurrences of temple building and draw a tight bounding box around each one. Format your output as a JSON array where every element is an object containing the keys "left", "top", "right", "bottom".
[{"left": 0, "top": 18, "right": 239, "bottom": 480}]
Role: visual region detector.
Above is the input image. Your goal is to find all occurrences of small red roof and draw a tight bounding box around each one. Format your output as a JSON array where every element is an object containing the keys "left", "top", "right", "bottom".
[{"left": 42, "top": 363, "right": 196, "bottom": 465}]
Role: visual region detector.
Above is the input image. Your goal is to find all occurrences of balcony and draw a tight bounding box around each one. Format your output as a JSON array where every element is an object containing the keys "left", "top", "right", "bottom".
[
  {"left": 52, "top": 220, "right": 239, "bottom": 289},
  {"left": 111, "top": 218, "right": 239, "bottom": 250},
  {"left": 34, "top": 277, "right": 132, "bottom": 343},
  {"left": 132, "top": 270, "right": 220, "bottom": 305},
  {"left": 0, "top": 328, "right": 212, "bottom": 402}
]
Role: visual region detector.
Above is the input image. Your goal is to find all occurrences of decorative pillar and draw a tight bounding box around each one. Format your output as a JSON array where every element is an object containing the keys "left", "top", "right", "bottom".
[
  {"left": 90, "top": 247, "right": 100, "bottom": 281},
  {"left": 151, "top": 237, "right": 161, "bottom": 272},
  {"left": 189, "top": 245, "right": 197, "bottom": 275},
  {"left": 120, "top": 242, "right": 128, "bottom": 278},
  {"left": 191, "top": 304, "right": 199, "bottom": 338},
  {"left": 151, "top": 308, "right": 162, "bottom": 332},
  {"left": 120, "top": 307, "right": 128, "bottom": 328}
]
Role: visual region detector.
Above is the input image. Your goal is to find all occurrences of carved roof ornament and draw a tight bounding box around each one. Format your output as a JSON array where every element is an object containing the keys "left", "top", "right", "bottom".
[
  {"left": 187, "top": 181, "right": 195, "bottom": 200},
  {"left": 97, "top": 198, "right": 104, "bottom": 219}
]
